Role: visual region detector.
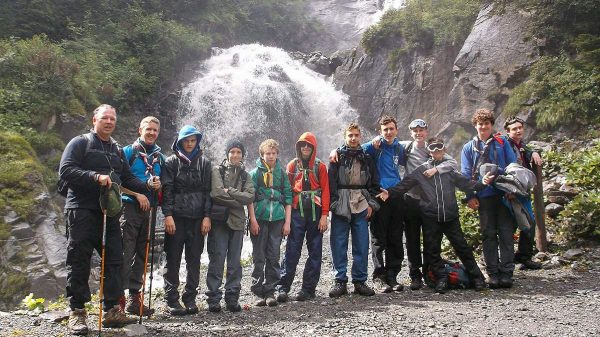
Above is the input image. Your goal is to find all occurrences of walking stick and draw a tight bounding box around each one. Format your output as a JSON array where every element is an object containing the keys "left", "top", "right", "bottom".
[
  {"left": 148, "top": 194, "right": 157, "bottom": 312},
  {"left": 98, "top": 186, "right": 109, "bottom": 336},
  {"left": 138, "top": 188, "right": 158, "bottom": 324}
]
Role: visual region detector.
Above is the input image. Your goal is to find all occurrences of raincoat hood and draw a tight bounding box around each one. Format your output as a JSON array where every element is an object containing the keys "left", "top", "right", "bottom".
[
  {"left": 172, "top": 125, "right": 202, "bottom": 160},
  {"left": 295, "top": 132, "right": 318, "bottom": 168}
]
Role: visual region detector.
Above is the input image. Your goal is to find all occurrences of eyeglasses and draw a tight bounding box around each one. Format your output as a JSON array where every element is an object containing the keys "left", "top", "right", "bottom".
[
  {"left": 427, "top": 142, "right": 445, "bottom": 152},
  {"left": 409, "top": 119, "right": 427, "bottom": 130}
]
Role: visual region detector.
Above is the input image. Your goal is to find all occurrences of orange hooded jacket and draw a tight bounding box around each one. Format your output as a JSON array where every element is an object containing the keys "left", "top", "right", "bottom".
[{"left": 286, "top": 132, "right": 330, "bottom": 216}]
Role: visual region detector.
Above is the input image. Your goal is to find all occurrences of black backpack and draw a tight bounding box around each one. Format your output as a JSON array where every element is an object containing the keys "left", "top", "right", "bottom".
[{"left": 56, "top": 133, "right": 94, "bottom": 197}]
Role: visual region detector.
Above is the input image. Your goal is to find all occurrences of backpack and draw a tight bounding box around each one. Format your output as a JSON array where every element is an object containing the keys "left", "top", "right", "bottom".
[
  {"left": 426, "top": 262, "right": 472, "bottom": 289},
  {"left": 471, "top": 133, "right": 505, "bottom": 180},
  {"left": 374, "top": 140, "right": 404, "bottom": 170},
  {"left": 404, "top": 140, "right": 414, "bottom": 163},
  {"left": 56, "top": 133, "right": 94, "bottom": 197},
  {"left": 288, "top": 158, "right": 322, "bottom": 186},
  {"left": 255, "top": 166, "right": 286, "bottom": 203}
]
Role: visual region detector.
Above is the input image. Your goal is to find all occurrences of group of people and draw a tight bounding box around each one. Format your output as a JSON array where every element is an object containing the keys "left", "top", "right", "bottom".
[{"left": 59, "top": 104, "right": 542, "bottom": 335}]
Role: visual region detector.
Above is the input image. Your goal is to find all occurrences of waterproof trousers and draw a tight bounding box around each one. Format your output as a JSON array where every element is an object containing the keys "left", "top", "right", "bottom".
[
  {"left": 479, "top": 195, "right": 515, "bottom": 277},
  {"left": 422, "top": 216, "right": 484, "bottom": 281},
  {"left": 120, "top": 202, "right": 149, "bottom": 294},
  {"left": 404, "top": 195, "right": 424, "bottom": 280},
  {"left": 66, "top": 208, "right": 123, "bottom": 310},
  {"left": 279, "top": 209, "right": 323, "bottom": 294},
  {"left": 205, "top": 223, "right": 244, "bottom": 306},
  {"left": 370, "top": 197, "right": 405, "bottom": 283},
  {"left": 163, "top": 216, "right": 204, "bottom": 306},
  {"left": 250, "top": 219, "right": 284, "bottom": 297}
]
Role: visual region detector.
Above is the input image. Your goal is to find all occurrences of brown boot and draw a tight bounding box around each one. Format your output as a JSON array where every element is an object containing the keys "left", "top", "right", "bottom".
[
  {"left": 126, "top": 292, "right": 155, "bottom": 316},
  {"left": 68, "top": 308, "right": 89, "bottom": 335},
  {"left": 102, "top": 305, "right": 137, "bottom": 328}
]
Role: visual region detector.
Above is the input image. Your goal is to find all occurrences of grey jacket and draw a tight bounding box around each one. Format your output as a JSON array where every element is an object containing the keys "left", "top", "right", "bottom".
[
  {"left": 388, "top": 158, "right": 486, "bottom": 222},
  {"left": 210, "top": 162, "right": 255, "bottom": 231}
]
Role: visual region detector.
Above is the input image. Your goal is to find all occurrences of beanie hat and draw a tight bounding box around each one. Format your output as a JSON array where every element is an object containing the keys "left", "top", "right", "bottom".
[{"left": 225, "top": 139, "right": 245, "bottom": 158}]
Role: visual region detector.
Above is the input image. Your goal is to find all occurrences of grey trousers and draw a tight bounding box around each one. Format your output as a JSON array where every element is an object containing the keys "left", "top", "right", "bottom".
[
  {"left": 120, "top": 202, "right": 149, "bottom": 293},
  {"left": 479, "top": 195, "right": 515, "bottom": 276},
  {"left": 250, "top": 219, "right": 284, "bottom": 297},
  {"left": 205, "top": 223, "right": 244, "bottom": 305}
]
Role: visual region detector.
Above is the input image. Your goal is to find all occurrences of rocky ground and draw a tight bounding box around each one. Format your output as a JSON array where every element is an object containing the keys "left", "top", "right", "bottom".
[{"left": 1, "top": 235, "right": 599, "bottom": 337}]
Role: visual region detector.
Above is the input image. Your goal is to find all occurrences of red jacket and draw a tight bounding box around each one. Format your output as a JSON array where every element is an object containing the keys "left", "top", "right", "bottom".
[{"left": 286, "top": 132, "right": 330, "bottom": 216}]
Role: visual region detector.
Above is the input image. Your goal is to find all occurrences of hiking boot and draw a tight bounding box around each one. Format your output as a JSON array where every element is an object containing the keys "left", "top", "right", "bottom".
[
  {"left": 68, "top": 308, "right": 88, "bottom": 336},
  {"left": 353, "top": 282, "right": 375, "bottom": 296},
  {"left": 226, "top": 302, "right": 242, "bottom": 312},
  {"left": 472, "top": 277, "right": 486, "bottom": 291},
  {"left": 487, "top": 275, "right": 500, "bottom": 289},
  {"left": 126, "top": 292, "right": 155, "bottom": 317},
  {"left": 295, "top": 289, "right": 316, "bottom": 302},
  {"left": 410, "top": 278, "right": 424, "bottom": 290},
  {"left": 329, "top": 282, "right": 348, "bottom": 298},
  {"left": 167, "top": 301, "right": 187, "bottom": 316},
  {"left": 266, "top": 295, "right": 278, "bottom": 307},
  {"left": 389, "top": 279, "right": 404, "bottom": 292},
  {"left": 102, "top": 305, "right": 137, "bottom": 328},
  {"left": 374, "top": 277, "right": 392, "bottom": 293},
  {"left": 499, "top": 274, "right": 514, "bottom": 288},
  {"left": 185, "top": 302, "right": 199, "bottom": 315},
  {"left": 119, "top": 294, "right": 126, "bottom": 313},
  {"left": 276, "top": 289, "right": 289, "bottom": 303},
  {"left": 520, "top": 259, "right": 542, "bottom": 270},
  {"left": 254, "top": 296, "right": 267, "bottom": 307},
  {"left": 207, "top": 302, "right": 221, "bottom": 313},
  {"left": 435, "top": 279, "right": 448, "bottom": 294}
]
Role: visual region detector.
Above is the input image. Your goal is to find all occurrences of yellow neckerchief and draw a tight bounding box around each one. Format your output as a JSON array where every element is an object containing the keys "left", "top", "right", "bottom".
[{"left": 262, "top": 159, "right": 274, "bottom": 188}]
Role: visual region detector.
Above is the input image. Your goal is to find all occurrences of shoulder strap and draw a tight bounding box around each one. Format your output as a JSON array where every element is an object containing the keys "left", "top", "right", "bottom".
[
  {"left": 404, "top": 141, "right": 414, "bottom": 162},
  {"left": 128, "top": 147, "right": 140, "bottom": 167},
  {"left": 313, "top": 158, "right": 321, "bottom": 185}
]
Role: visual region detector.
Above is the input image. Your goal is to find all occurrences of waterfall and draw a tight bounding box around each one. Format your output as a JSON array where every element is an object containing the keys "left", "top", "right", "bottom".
[{"left": 177, "top": 44, "right": 357, "bottom": 166}]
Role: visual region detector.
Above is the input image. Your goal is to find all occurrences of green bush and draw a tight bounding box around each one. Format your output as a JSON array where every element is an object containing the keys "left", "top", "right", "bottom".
[
  {"left": 0, "top": 267, "right": 30, "bottom": 308},
  {"left": 504, "top": 55, "right": 600, "bottom": 130},
  {"left": 557, "top": 191, "right": 600, "bottom": 242},
  {"left": 361, "top": 0, "right": 480, "bottom": 56}
]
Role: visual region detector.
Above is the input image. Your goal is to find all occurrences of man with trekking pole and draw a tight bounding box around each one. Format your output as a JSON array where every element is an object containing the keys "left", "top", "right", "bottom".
[
  {"left": 119, "top": 116, "right": 164, "bottom": 319},
  {"left": 59, "top": 104, "right": 161, "bottom": 335}
]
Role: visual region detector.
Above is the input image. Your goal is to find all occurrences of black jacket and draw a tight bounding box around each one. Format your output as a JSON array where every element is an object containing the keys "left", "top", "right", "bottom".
[
  {"left": 388, "top": 158, "right": 486, "bottom": 222},
  {"left": 161, "top": 153, "right": 212, "bottom": 219},
  {"left": 59, "top": 132, "right": 147, "bottom": 211}
]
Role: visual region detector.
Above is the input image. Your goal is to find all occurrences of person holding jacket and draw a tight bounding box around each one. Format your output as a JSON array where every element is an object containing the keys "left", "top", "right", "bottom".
[
  {"left": 378, "top": 137, "right": 490, "bottom": 293},
  {"left": 206, "top": 139, "right": 255, "bottom": 313},
  {"left": 247, "top": 139, "right": 293, "bottom": 307},
  {"left": 277, "top": 132, "right": 330, "bottom": 302},
  {"left": 161, "top": 125, "right": 212, "bottom": 315},
  {"left": 461, "top": 109, "right": 517, "bottom": 288},
  {"left": 120, "top": 116, "right": 164, "bottom": 316},
  {"left": 328, "top": 123, "right": 380, "bottom": 298}
]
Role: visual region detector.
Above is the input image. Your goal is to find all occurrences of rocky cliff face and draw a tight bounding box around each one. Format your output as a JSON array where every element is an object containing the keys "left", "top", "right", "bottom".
[{"left": 333, "top": 3, "right": 541, "bottom": 141}]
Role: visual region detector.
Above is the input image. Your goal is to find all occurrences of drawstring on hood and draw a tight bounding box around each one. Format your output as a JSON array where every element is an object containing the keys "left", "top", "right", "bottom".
[{"left": 172, "top": 125, "right": 203, "bottom": 164}]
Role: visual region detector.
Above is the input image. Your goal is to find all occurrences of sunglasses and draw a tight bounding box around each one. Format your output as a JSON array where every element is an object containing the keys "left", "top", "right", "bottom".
[
  {"left": 298, "top": 142, "right": 312, "bottom": 148},
  {"left": 427, "top": 143, "right": 445, "bottom": 152},
  {"left": 409, "top": 119, "right": 428, "bottom": 129}
]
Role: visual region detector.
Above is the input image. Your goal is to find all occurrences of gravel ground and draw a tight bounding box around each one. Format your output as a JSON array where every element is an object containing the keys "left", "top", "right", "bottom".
[{"left": 2, "top": 234, "right": 599, "bottom": 337}]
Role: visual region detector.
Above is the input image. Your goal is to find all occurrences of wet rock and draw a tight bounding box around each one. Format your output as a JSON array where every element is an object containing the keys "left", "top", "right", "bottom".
[
  {"left": 546, "top": 195, "right": 571, "bottom": 205},
  {"left": 124, "top": 323, "right": 148, "bottom": 336},
  {"left": 3, "top": 210, "right": 19, "bottom": 225},
  {"left": 564, "top": 249, "right": 584, "bottom": 260},
  {"left": 545, "top": 203, "right": 564, "bottom": 217},
  {"left": 39, "top": 310, "right": 69, "bottom": 323},
  {"left": 10, "top": 222, "right": 34, "bottom": 240}
]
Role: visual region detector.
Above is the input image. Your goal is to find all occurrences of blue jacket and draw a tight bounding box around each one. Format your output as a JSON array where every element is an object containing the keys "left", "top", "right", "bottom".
[
  {"left": 121, "top": 139, "right": 164, "bottom": 206},
  {"left": 362, "top": 138, "right": 406, "bottom": 189},
  {"left": 460, "top": 135, "right": 517, "bottom": 200}
]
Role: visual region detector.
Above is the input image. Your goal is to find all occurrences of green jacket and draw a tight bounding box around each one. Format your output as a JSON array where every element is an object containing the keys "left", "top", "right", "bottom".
[
  {"left": 210, "top": 162, "right": 255, "bottom": 231},
  {"left": 249, "top": 158, "right": 292, "bottom": 222}
]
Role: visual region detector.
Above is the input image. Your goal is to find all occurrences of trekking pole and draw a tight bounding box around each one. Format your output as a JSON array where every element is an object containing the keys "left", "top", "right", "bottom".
[
  {"left": 147, "top": 191, "right": 158, "bottom": 313},
  {"left": 98, "top": 186, "right": 108, "bottom": 336},
  {"left": 138, "top": 187, "right": 158, "bottom": 324}
]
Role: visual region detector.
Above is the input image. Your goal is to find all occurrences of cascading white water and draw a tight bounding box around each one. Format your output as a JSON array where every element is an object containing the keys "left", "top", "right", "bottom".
[{"left": 177, "top": 44, "right": 357, "bottom": 166}]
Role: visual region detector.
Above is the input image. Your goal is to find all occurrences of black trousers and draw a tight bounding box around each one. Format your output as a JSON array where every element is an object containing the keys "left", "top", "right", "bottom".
[
  {"left": 370, "top": 197, "right": 405, "bottom": 283},
  {"left": 163, "top": 216, "right": 205, "bottom": 305},
  {"left": 66, "top": 208, "right": 123, "bottom": 310},
  {"left": 515, "top": 227, "right": 536, "bottom": 262},
  {"left": 404, "top": 195, "right": 424, "bottom": 280},
  {"left": 422, "top": 216, "right": 483, "bottom": 281}
]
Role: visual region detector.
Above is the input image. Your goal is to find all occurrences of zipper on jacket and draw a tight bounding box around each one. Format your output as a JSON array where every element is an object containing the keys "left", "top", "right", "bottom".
[
  {"left": 269, "top": 189, "right": 274, "bottom": 221},
  {"left": 433, "top": 173, "right": 441, "bottom": 222}
]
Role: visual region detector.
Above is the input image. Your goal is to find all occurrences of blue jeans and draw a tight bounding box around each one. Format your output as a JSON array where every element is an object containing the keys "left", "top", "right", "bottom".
[
  {"left": 330, "top": 209, "right": 369, "bottom": 283},
  {"left": 279, "top": 209, "right": 323, "bottom": 293}
]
